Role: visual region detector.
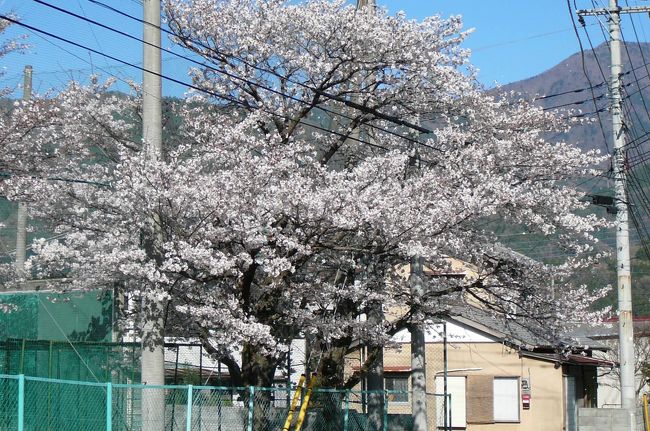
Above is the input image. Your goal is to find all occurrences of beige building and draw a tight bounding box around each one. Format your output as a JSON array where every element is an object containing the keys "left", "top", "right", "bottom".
[{"left": 346, "top": 306, "right": 613, "bottom": 431}]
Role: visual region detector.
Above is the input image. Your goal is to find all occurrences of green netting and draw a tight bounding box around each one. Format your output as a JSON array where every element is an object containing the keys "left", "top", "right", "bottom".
[
  {"left": 0, "top": 290, "right": 114, "bottom": 342},
  {"left": 1, "top": 375, "right": 428, "bottom": 431},
  {"left": 0, "top": 339, "right": 140, "bottom": 383}
]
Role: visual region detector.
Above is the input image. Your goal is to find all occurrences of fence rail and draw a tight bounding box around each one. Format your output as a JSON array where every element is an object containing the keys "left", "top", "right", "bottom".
[{"left": 0, "top": 374, "right": 450, "bottom": 431}]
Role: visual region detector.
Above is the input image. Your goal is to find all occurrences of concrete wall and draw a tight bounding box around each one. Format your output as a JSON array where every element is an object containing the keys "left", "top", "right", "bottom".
[{"left": 577, "top": 407, "right": 643, "bottom": 431}]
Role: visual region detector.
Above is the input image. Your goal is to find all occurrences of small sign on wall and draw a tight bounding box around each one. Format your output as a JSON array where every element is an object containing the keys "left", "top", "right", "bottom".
[{"left": 521, "top": 378, "right": 531, "bottom": 410}]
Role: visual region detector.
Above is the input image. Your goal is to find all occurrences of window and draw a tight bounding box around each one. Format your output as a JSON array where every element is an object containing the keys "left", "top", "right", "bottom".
[
  {"left": 493, "top": 377, "right": 520, "bottom": 422},
  {"left": 385, "top": 375, "right": 409, "bottom": 402}
]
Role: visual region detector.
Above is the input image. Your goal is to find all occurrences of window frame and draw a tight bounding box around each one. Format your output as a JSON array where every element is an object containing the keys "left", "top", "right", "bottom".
[{"left": 384, "top": 373, "right": 409, "bottom": 403}]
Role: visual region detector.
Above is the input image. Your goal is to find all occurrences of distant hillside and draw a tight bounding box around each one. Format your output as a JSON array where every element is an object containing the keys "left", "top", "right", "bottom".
[
  {"left": 495, "top": 43, "right": 650, "bottom": 315},
  {"left": 500, "top": 42, "right": 650, "bottom": 155}
]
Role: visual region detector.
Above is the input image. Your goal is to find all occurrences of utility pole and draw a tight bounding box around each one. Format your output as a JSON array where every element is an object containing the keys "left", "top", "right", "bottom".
[
  {"left": 355, "top": 2, "right": 384, "bottom": 429},
  {"left": 577, "top": 0, "right": 650, "bottom": 421},
  {"left": 15, "top": 65, "right": 32, "bottom": 278},
  {"left": 141, "top": 1, "right": 164, "bottom": 430},
  {"left": 410, "top": 256, "right": 428, "bottom": 431},
  {"left": 357, "top": 0, "right": 376, "bottom": 12}
]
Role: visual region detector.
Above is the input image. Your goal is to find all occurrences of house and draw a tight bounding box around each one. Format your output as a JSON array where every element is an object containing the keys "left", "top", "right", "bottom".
[
  {"left": 345, "top": 304, "right": 614, "bottom": 431},
  {"left": 577, "top": 316, "right": 650, "bottom": 408}
]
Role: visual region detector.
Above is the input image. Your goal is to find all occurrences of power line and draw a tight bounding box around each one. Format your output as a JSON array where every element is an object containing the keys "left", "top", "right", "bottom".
[
  {"left": 31, "top": 0, "right": 446, "bottom": 155},
  {"left": 568, "top": 0, "right": 612, "bottom": 157},
  {"left": 542, "top": 92, "right": 607, "bottom": 111},
  {"left": 533, "top": 80, "right": 608, "bottom": 101},
  {"left": 1, "top": 14, "right": 421, "bottom": 162},
  {"left": 86, "top": 0, "right": 436, "bottom": 136}
]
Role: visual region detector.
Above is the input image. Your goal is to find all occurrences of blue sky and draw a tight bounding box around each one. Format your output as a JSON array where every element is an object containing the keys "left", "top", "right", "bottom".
[{"left": 0, "top": 0, "right": 647, "bottom": 95}]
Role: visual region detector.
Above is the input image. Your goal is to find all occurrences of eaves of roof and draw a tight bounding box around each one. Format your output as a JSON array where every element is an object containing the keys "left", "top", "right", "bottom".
[{"left": 519, "top": 351, "right": 616, "bottom": 368}]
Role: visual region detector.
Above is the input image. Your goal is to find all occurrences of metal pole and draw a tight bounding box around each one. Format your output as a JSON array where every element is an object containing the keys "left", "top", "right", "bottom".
[
  {"left": 609, "top": 0, "right": 636, "bottom": 414},
  {"left": 18, "top": 374, "right": 25, "bottom": 431},
  {"left": 141, "top": 1, "right": 165, "bottom": 430},
  {"left": 185, "top": 385, "right": 193, "bottom": 431},
  {"left": 15, "top": 65, "right": 32, "bottom": 277},
  {"left": 410, "top": 256, "right": 428, "bottom": 431},
  {"left": 344, "top": 390, "right": 350, "bottom": 431},
  {"left": 443, "top": 322, "right": 449, "bottom": 431},
  {"left": 247, "top": 386, "right": 254, "bottom": 431},
  {"left": 106, "top": 382, "right": 113, "bottom": 431},
  {"left": 367, "top": 301, "right": 384, "bottom": 430}
]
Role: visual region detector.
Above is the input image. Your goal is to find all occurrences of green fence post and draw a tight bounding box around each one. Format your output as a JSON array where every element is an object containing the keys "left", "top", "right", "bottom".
[
  {"left": 186, "top": 385, "right": 193, "bottom": 431},
  {"left": 248, "top": 386, "right": 254, "bottom": 431},
  {"left": 382, "top": 391, "right": 388, "bottom": 431},
  {"left": 343, "top": 390, "right": 350, "bottom": 431},
  {"left": 19, "top": 339, "right": 25, "bottom": 374},
  {"left": 106, "top": 382, "right": 112, "bottom": 431},
  {"left": 17, "top": 374, "right": 24, "bottom": 431}
]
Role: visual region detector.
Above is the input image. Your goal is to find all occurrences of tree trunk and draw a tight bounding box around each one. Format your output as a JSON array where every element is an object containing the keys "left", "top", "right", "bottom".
[
  {"left": 310, "top": 346, "right": 349, "bottom": 431},
  {"left": 242, "top": 343, "right": 279, "bottom": 431}
]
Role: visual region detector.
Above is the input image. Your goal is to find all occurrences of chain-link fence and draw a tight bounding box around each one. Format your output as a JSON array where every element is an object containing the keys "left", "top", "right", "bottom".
[
  {"left": 379, "top": 320, "right": 450, "bottom": 430},
  {"left": 0, "top": 339, "right": 238, "bottom": 387},
  {"left": 0, "top": 373, "right": 448, "bottom": 431}
]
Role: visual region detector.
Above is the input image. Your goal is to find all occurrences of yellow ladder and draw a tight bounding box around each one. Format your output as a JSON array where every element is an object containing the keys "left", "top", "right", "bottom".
[{"left": 282, "top": 373, "right": 317, "bottom": 431}]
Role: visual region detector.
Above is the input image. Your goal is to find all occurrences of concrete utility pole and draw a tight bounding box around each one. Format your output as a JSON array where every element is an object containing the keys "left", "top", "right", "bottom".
[
  {"left": 357, "top": 0, "right": 376, "bottom": 12},
  {"left": 577, "top": 0, "right": 650, "bottom": 419},
  {"left": 355, "top": 2, "right": 383, "bottom": 429},
  {"left": 410, "top": 256, "right": 428, "bottom": 431},
  {"left": 15, "top": 66, "right": 32, "bottom": 277},
  {"left": 141, "top": 1, "right": 164, "bottom": 430}
]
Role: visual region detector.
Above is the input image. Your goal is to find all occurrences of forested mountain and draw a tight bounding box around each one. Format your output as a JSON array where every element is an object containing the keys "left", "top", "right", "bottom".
[{"left": 498, "top": 42, "right": 650, "bottom": 315}]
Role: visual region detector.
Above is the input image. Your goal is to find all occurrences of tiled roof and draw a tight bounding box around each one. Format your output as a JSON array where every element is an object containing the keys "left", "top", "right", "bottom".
[{"left": 445, "top": 304, "right": 609, "bottom": 352}]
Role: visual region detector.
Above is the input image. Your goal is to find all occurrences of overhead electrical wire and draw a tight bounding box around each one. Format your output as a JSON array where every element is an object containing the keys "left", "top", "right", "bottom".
[
  {"left": 83, "top": 0, "right": 637, "bottom": 152},
  {"left": 533, "top": 80, "right": 608, "bottom": 101},
  {"left": 85, "top": 0, "right": 434, "bottom": 136},
  {"left": 623, "top": 0, "right": 650, "bottom": 122},
  {"left": 32, "top": 0, "right": 450, "bottom": 156},
  {"left": 541, "top": 92, "right": 607, "bottom": 111},
  {"left": 565, "top": 0, "right": 650, "bottom": 265},
  {"left": 0, "top": 14, "right": 424, "bottom": 163},
  {"left": 571, "top": 1, "right": 650, "bottom": 264},
  {"left": 616, "top": 10, "right": 650, "bottom": 239},
  {"left": 93, "top": 0, "right": 650, "bottom": 111},
  {"left": 567, "top": 0, "right": 612, "bottom": 156}
]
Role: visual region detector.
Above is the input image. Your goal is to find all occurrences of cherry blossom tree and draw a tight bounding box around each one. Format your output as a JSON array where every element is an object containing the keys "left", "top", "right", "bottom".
[
  {"left": 0, "top": 17, "right": 27, "bottom": 97},
  {"left": 1, "top": 0, "right": 610, "bottom": 399}
]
